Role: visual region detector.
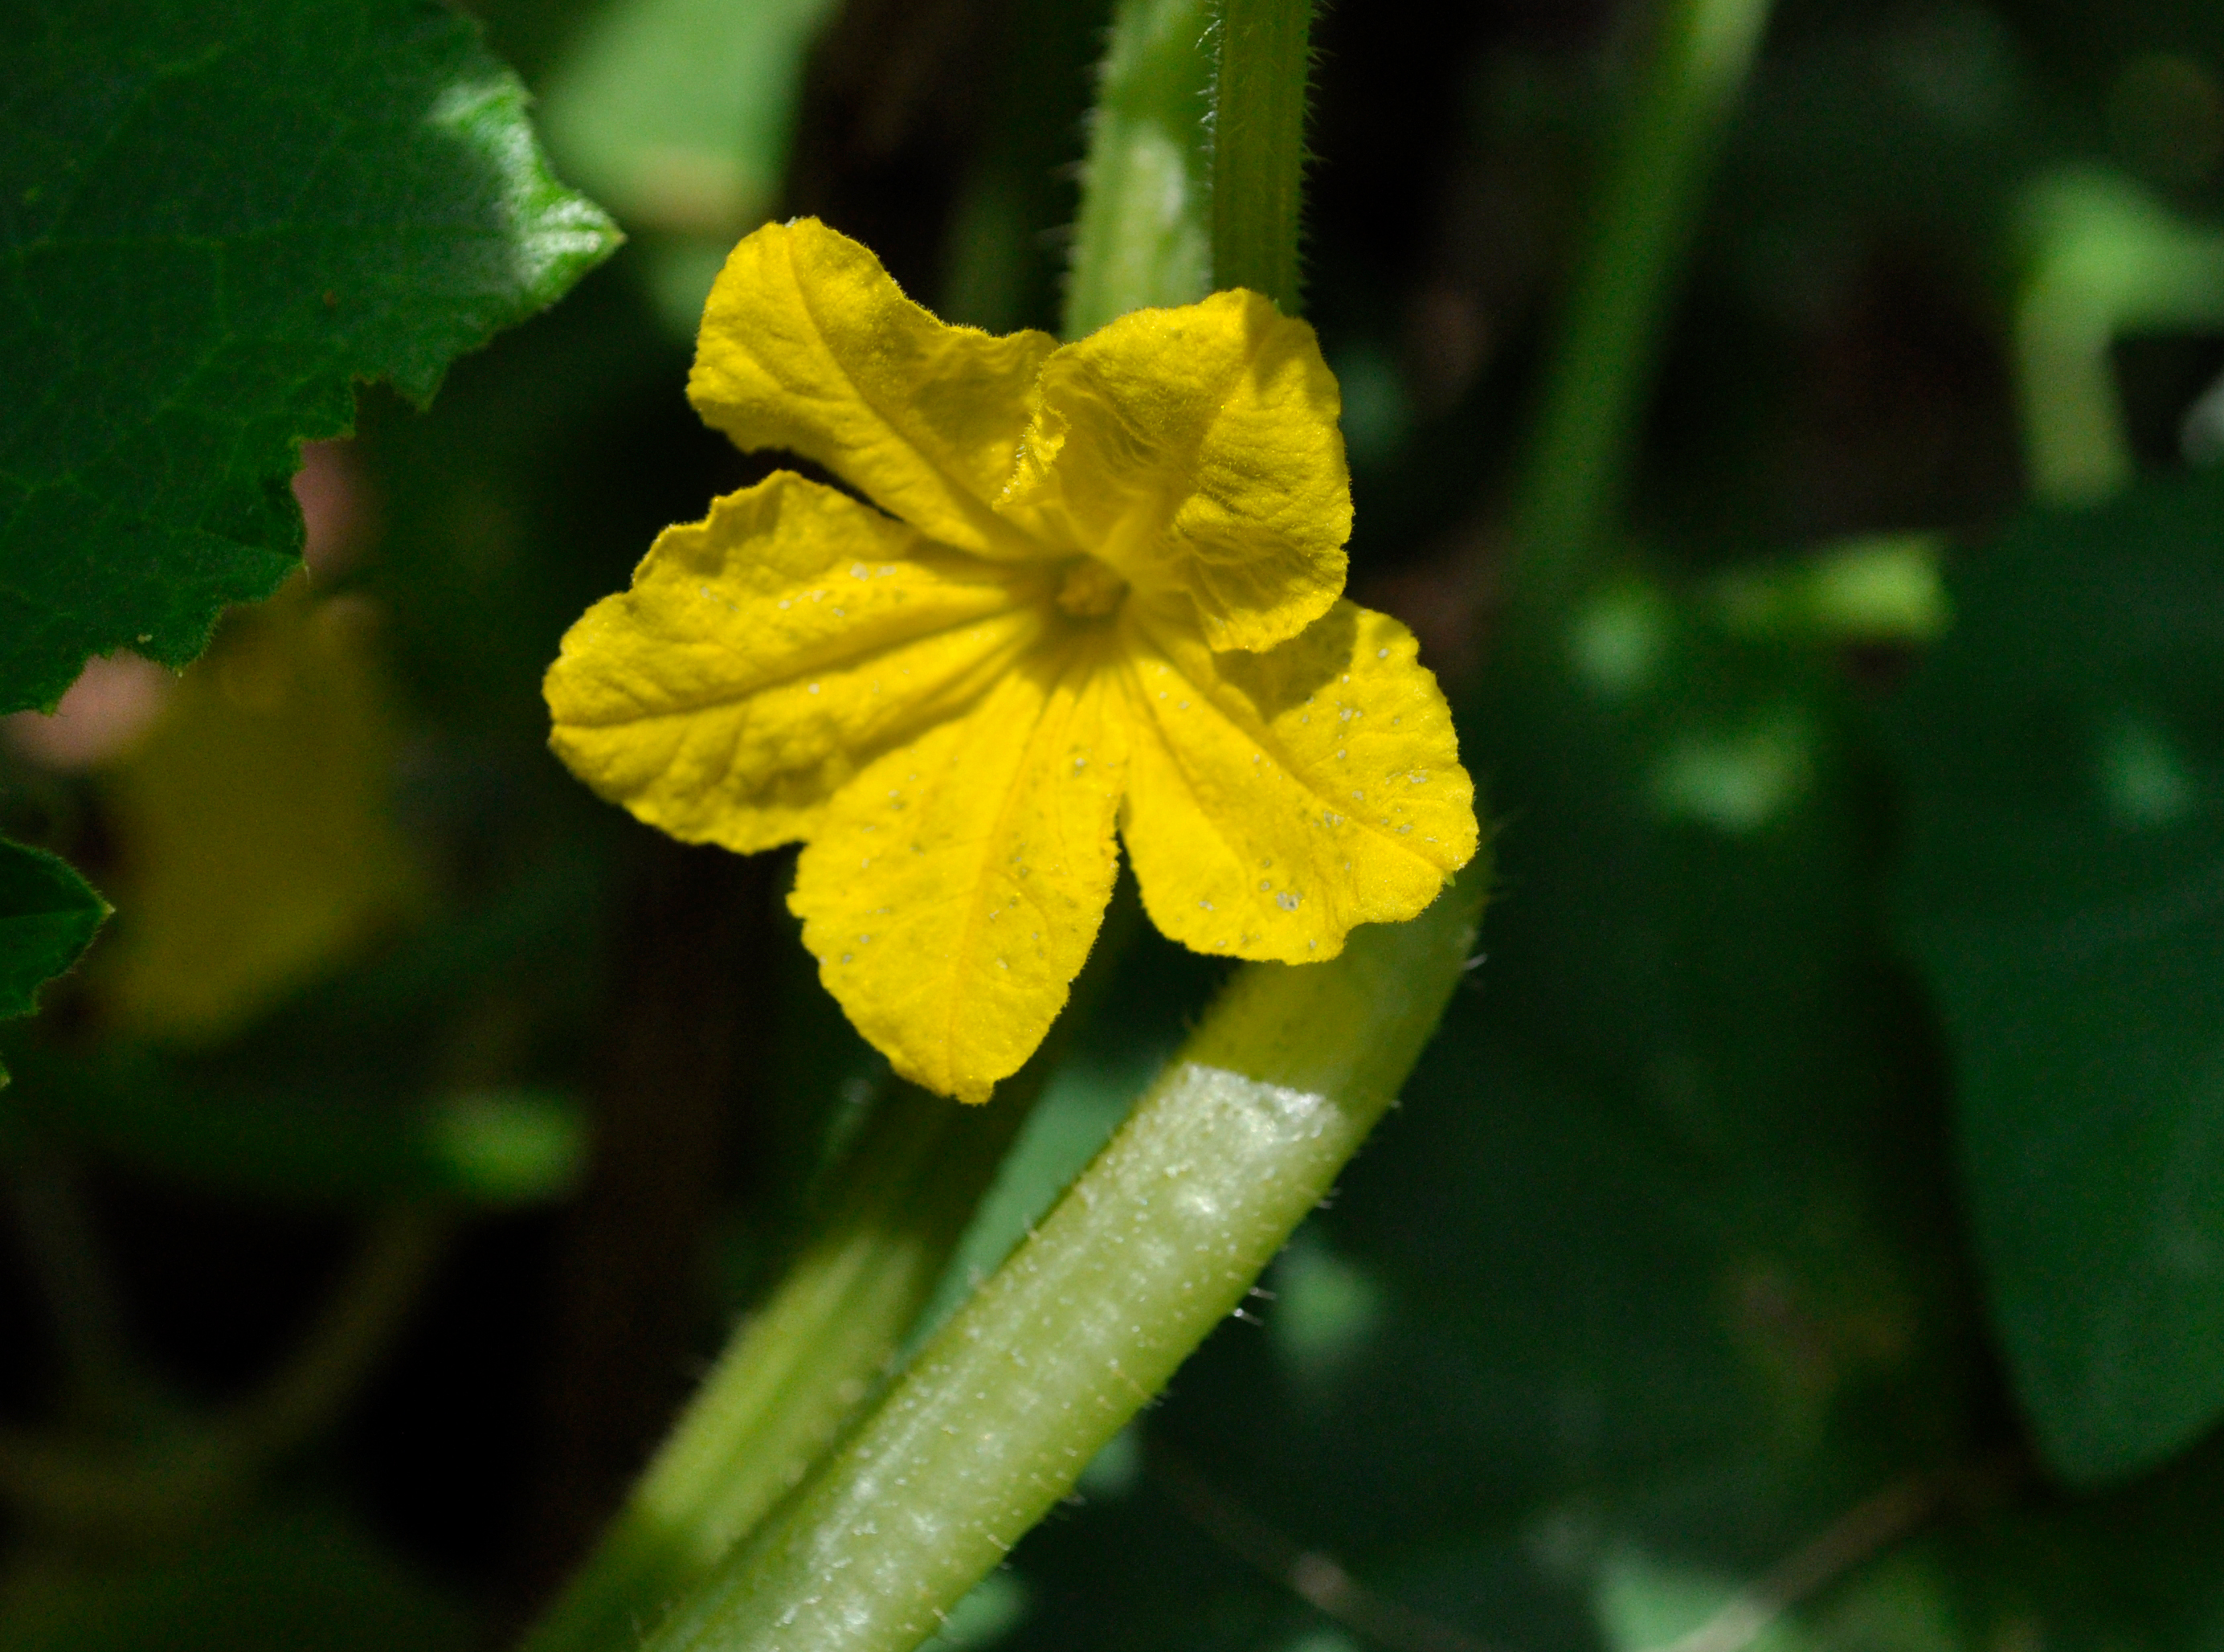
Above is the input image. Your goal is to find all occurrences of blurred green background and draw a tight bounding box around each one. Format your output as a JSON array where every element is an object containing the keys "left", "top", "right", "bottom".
[{"left": 11, "top": 0, "right": 2224, "bottom": 1648}]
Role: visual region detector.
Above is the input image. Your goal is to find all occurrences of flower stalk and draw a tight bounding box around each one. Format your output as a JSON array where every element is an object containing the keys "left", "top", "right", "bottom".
[
  {"left": 1210, "top": 0, "right": 1317, "bottom": 314},
  {"left": 639, "top": 860, "right": 1487, "bottom": 1652},
  {"left": 517, "top": 1086, "right": 1031, "bottom": 1652},
  {"left": 1064, "top": 0, "right": 1216, "bottom": 338}
]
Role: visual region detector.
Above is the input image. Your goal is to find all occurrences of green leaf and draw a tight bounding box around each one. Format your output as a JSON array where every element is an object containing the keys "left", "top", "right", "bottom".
[
  {"left": 0, "top": 836, "right": 107, "bottom": 1038},
  {"left": 1890, "top": 468, "right": 2224, "bottom": 1484},
  {"left": 0, "top": 0, "right": 619, "bottom": 716}
]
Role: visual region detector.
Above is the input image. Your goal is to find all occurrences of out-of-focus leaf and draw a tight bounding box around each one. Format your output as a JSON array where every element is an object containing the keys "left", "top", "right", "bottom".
[
  {"left": 0, "top": 1503, "right": 474, "bottom": 1652},
  {"left": 1891, "top": 467, "right": 2224, "bottom": 1486},
  {"left": 1, "top": 836, "right": 603, "bottom": 1199},
  {"left": 537, "top": 0, "right": 839, "bottom": 335},
  {"left": 540, "top": 0, "right": 838, "bottom": 237},
  {"left": 0, "top": 839, "right": 106, "bottom": 1030},
  {"left": 1713, "top": 534, "right": 1952, "bottom": 647},
  {"left": 0, "top": 0, "right": 619, "bottom": 717},
  {"left": 2, "top": 1041, "right": 585, "bottom": 1208},
  {"left": 351, "top": 269, "right": 713, "bottom": 730},
  {"left": 928, "top": 1573, "right": 1032, "bottom": 1650},
  {"left": 94, "top": 580, "right": 423, "bottom": 1044},
  {"left": 1719, "top": 7, "right": 2048, "bottom": 260}
]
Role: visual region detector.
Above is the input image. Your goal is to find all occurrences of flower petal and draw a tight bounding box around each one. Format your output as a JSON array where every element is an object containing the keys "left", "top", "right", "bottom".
[
  {"left": 1000, "top": 289, "right": 1351, "bottom": 652},
  {"left": 791, "top": 636, "right": 1129, "bottom": 1102},
  {"left": 546, "top": 473, "right": 1048, "bottom": 853},
  {"left": 689, "top": 219, "right": 1056, "bottom": 559},
  {"left": 1117, "top": 598, "right": 1476, "bottom": 961}
]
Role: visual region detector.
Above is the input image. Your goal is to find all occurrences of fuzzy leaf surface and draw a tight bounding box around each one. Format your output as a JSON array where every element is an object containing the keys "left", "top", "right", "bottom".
[{"left": 0, "top": 0, "right": 619, "bottom": 714}]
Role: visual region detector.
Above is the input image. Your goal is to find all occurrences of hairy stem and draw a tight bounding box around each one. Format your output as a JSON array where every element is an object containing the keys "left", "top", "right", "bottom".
[
  {"left": 517, "top": 1086, "right": 1031, "bottom": 1652},
  {"left": 521, "top": 890, "right": 1140, "bottom": 1652},
  {"left": 640, "top": 861, "right": 1486, "bottom": 1652},
  {"left": 1064, "top": 0, "right": 1216, "bottom": 337},
  {"left": 1210, "top": 0, "right": 1315, "bottom": 312}
]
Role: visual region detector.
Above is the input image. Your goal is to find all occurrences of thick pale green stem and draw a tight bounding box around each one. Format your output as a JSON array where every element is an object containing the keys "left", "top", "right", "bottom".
[
  {"left": 641, "top": 863, "right": 1486, "bottom": 1652},
  {"left": 1063, "top": 0, "right": 1215, "bottom": 337},
  {"left": 1509, "top": 0, "right": 1773, "bottom": 621},
  {"left": 519, "top": 1090, "right": 1028, "bottom": 1652},
  {"left": 523, "top": 888, "right": 1142, "bottom": 1652},
  {"left": 1210, "top": 0, "right": 1314, "bottom": 312}
]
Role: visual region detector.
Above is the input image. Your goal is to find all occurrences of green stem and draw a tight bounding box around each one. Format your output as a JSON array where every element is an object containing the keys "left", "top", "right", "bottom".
[
  {"left": 1063, "top": 0, "right": 1216, "bottom": 337},
  {"left": 1210, "top": 0, "right": 1314, "bottom": 312},
  {"left": 522, "top": 893, "right": 1141, "bottom": 1652},
  {"left": 216, "top": 1204, "right": 448, "bottom": 1460},
  {"left": 0, "top": 1204, "right": 446, "bottom": 1547},
  {"left": 4, "top": 1148, "right": 150, "bottom": 1428},
  {"left": 2012, "top": 168, "right": 2224, "bottom": 505},
  {"left": 517, "top": 1086, "right": 1031, "bottom": 1652},
  {"left": 640, "top": 861, "right": 1487, "bottom": 1652},
  {"left": 1509, "top": 0, "right": 1774, "bottom": 622}
]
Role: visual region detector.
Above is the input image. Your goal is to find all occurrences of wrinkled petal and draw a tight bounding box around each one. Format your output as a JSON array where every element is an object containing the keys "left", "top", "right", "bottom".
[
  {"left": 690, "top": 219, "right": 1056, "bottom": 559},
  {"left": 1117, "top": 598, "right": 1475, "bottom": 961},
  {"left": 791, "top": 634, "right": 1129, "bottom": 1102},
  {"left": 546, "top": 473, "right": 1048, "bottom": 853},
  {"left": 1000, "top": 289, "right": 1351, "bottom": 652}
]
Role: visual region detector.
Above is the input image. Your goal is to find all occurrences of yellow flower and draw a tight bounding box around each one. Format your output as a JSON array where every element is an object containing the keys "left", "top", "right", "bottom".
[{"left": 546, "top": 219, "right": 1478, "bottom": 1102}]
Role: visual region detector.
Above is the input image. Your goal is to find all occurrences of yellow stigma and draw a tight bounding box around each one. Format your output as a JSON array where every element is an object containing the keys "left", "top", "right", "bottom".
[{"left": 1054, "top": 556, "right": 1128, "bottom": 619}]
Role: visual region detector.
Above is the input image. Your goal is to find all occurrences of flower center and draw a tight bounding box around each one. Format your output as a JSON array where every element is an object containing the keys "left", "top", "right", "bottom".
[{"left": 1053, "top": 556, "right": 1128, "bottom": 620}]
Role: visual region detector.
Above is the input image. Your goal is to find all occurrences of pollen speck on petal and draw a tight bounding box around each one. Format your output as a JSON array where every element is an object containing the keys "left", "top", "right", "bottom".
[{"left": 1118, "top": 599, "right": 1476, "bottom": 967}]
